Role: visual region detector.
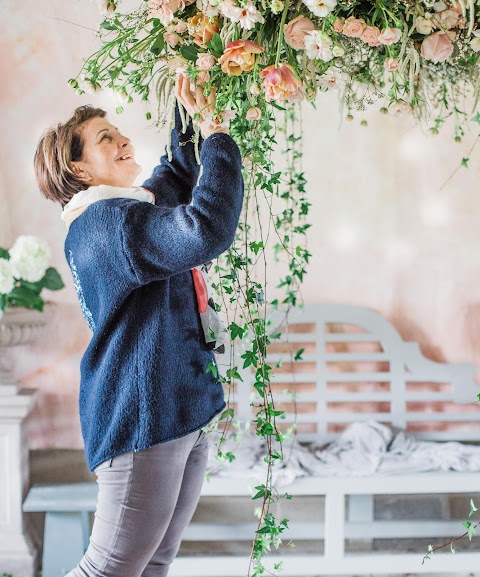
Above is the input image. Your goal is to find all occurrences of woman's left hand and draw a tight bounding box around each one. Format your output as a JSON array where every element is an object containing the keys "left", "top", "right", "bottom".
[{"left": 175, "top": 74, "right": 215, "bottom": 126}]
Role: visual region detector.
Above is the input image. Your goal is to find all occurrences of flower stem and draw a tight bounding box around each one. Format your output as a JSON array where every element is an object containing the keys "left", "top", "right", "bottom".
[{"left": 275, "top": 0, "right": 291, "bottom": 68}]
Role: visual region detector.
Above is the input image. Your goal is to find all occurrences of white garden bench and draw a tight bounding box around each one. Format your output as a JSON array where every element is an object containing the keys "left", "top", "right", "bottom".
[{"left": 23, "top": 303, "right": 480, "bottom": 576}]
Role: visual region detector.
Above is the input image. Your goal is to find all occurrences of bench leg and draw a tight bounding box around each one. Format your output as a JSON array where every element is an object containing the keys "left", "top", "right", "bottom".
[{"left": 43, "top": 511, "right": 86, "bottom": 577}]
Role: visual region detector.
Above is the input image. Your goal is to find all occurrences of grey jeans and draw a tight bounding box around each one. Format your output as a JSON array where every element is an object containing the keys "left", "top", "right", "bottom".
[{"left": 65, "top": 428, "right": 210, "bottom": 577}]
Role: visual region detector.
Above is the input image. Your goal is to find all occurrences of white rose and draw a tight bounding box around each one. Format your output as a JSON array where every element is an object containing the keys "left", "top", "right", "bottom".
[
  {"left": 9, "top": 235, "right": 51, "bottom": 283},
  {"left": 433, "top": 1, "right": 447, "bottom": 11},
  {"left": 470, "top": 29, "right": 480, "bottom": 51},
  {"left": 0, "top": 259, "right": 15, "bottom": 295}
]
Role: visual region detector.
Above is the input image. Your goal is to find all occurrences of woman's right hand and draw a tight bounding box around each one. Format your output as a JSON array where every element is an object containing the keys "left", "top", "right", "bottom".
[{"left": 175, "top": 74, "right": 230, "bottom": 139}]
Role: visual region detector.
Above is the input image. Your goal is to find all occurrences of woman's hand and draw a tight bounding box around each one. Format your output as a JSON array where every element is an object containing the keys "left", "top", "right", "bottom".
[{"left": 175, "top": 74, "right": 230, "bottom": 139}]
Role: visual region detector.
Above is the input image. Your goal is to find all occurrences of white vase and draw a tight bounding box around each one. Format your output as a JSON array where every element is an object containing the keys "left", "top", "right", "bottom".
[{"left": 0, "top": 300, "right": 55, "bottom": 577}]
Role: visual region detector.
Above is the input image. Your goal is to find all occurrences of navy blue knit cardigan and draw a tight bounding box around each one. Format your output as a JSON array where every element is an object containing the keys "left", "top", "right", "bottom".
[{"left": 64, "top": 107, "right": 244, "bottom": 472}]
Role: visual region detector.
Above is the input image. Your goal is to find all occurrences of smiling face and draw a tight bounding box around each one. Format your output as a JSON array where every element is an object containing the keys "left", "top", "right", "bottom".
[{"left": 69, "top": 116, "right": 142, "bottom": 188}]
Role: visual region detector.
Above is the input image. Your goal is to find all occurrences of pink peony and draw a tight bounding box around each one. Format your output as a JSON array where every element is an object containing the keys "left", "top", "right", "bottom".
[
  {"left": 260, "top": 63, "right": 305, "bottom": 103},
  {"left": 333, "top": 18, "right": 345, "bottom": 33},
  {"left": 378, "top": 27, "right": 402, "bottom": 45},
  {"left": 384, "top": 57, "right": 399, "bottom": 71},
  {"left": 343, "top": 17, "right": 366, "bottom": 38},
  {"left": 361, "top": 25, "right": 381, "bottom": 44},
  {"left": 284, "top": 16, "right": 316, "bottom": 49},
  {"left": 421, "top": 31, "right": 454, "bottom": 62},
  {"left": 246, "top": 106, "right": 262, "bottom": 121},
  {"left": 196, "top": 53, "right": 215, "bottom": 70}
]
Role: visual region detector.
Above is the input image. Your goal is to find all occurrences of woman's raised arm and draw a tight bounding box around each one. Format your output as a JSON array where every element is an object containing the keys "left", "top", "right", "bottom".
[{"left": 141, "top": 102, "right": 203, "bottom": 208}]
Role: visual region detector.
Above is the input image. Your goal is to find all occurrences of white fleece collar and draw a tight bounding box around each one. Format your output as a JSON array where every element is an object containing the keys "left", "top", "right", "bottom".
[{"left": 61, "top": 184, "right": 155, "bottom": 225}]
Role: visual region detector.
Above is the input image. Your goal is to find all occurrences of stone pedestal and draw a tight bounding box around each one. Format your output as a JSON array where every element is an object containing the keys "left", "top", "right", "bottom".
[{"left": 0, "top": 303, "right": 54, "bottom": 577}]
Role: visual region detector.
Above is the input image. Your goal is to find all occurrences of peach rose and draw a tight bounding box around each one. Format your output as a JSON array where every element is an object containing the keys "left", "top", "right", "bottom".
[
  {"left": 334, "top": 18, "right": 345, "bottom": 33},
  {"left": 378, "top": 27, "right": 402, "bottom": 45},
  {"left": 421, "top": 31, "right": 454, "bottom": 62},
  {"left": 196, "top": 53, "right": 215, "bottom": 69},
  {"left": 246, "top": 106, "right": 262, "bottom": 121},
  {"left": 283, "top": 16, "right": 315, "bottom": 49},
  {"left": 260, "top": 63, "right": 305, "bottom": 103},
  {"left": 384, "top": 57, "right": 399, "bottom": 71},
  {"left": 361, "top": 25, "right": 381, "bottom": 44},
  {"left": 218, "top": 39, "right": 264, "bottom": 76},
  {"left": 187, "top": 12, "right": 219, "bottom": 47},
  {"left": 343, "top": 17, "right": 366, "bottom": 38}
]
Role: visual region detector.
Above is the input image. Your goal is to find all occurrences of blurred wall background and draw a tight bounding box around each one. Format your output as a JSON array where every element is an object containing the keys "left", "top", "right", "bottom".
[{"left": 2, "top": 0, "right": 480, "bottom": 450}]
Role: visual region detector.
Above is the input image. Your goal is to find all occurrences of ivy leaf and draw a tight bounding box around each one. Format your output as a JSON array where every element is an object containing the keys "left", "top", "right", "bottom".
[
  {"left": 470, "top": 499, "right": 478, "bottom": 517},
  {"left": 206, "top": 360, "right": 218, "bottom": 378},
  {"left": 461, "top": 157, "right": 469, "bottom": 168},
  {"left": 0, "top": 247, "right": 10, "bottom": 259},
  {"left": 472, "top": 113, "right": 480, "bottom": 123},
  {"left": 220, "top": 407, "right": 234, "bottom": 420},
  {"left": 180, "top": 44, "right": 199, "bottom": 61},
  {"left": 294, "top": 348, "right": 304, "bottom": 361}
]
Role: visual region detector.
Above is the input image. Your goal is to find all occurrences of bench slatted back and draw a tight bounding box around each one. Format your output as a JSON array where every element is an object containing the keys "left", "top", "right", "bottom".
[{"left": 225, "top": 303, "right": 480, "bottom": 443}]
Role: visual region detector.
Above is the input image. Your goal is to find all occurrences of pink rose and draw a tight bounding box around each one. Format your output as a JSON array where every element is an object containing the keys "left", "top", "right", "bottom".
[
  {"left": 196, "top": 53, "right": 215, "bottom": 69},
  {"left": 196, "top": 70, "right": 210, "bottom": 84},
  {"left": 361, "top": 25, "right": 381, "bottom": 44},
  {"left": 384, "top": 57, "right": 399, "bottom": 71},
  {"left": 334, "top": 18, "right": 345, "bottom": 33},
  {"left": 388, "top": 99, "right": 412, "bottom": 116},
  {"left": 433, "top": 9, "right": 460, "bottom": 29},
  {"left": 450, "top": 1, "right": 463, "bottom": 15},
  {"left": 378, "top": 27, "right": 402, "bottom": 45},
  {"left": 421, "top": 31, "right": 454, "bottom": 62},
  {"left": 283, "top": 16, "right": 315, "bottom": 49},
  {"left": 246, "top": 106, "right": 262, "bottom": 121},
  {"left": 175, "top": 20, "right": 188, "bottom": 33},
  {"left": 343, "top": 17, "right": 366, "bottom": 38},
  {"left": 164, "top": 32, "right": 181, "bottom": 46}
]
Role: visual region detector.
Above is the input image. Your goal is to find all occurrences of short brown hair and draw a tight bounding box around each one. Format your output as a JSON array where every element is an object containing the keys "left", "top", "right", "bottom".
[{"left": 34, "top": 105, "right": 107, "bottom": 208}]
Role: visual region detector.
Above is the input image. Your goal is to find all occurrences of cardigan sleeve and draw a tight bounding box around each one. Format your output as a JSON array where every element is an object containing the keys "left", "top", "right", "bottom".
[
  {"left": 141, "top": 103, "right": 204, "bottom": 208},
  {"left": 120, "top": 132, "right": 244, "bottom": 286}
]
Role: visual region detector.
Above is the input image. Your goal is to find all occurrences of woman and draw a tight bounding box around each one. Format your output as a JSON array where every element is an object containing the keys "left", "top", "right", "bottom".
[{"left": 33, "top": 75, "right": 244, "bottom": 576}]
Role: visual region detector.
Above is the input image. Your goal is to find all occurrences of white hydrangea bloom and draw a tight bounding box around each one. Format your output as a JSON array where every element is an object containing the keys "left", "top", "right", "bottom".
[
  {"left": 318, "top": 67, "right": 348, "bottom": 89},
  {"left": 9, "top": 235, "right": 51, "bottom": 283},
  {"left": 303, "top": 0, "right": 337, "bottom": 18},
  {"left": 0, "top": 259, "right": 15, "bottom": 295},
  {"left": 304, "top": 30, "right": 334, "bottom": 61}
]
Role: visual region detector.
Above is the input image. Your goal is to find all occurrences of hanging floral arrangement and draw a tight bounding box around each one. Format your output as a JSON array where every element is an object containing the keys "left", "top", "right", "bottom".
[{"left": 68, "top": 0, "right": 480, "bottom": 573}]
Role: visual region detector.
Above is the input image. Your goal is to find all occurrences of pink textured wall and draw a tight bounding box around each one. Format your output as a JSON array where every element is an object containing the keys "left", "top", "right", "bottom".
[{"left": 2, "top": 1, "right": 480, "bottom": 449}]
